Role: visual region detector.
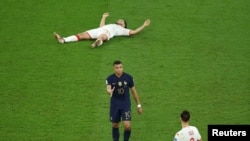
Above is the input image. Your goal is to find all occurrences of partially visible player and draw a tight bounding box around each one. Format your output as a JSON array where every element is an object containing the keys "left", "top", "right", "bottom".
[
  {"left": 106, "top": 60, "right": 142, "bottom": 141},
  {"left": 174, "top": 110, "right": 202, "bottom": 141},
  {"left": 54, "top": 12, "right": 150, "bottom": 48}
]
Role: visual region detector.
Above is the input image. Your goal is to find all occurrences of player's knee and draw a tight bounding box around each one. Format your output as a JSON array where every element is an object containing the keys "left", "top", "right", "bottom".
[
  {"left": 78, "top": 32, "right": 91, "bottom": 39},
  {"left": 124, "top": 126, "right": 131, "bottom": 131},
  {"left": 112, "top": 123, "right": 119, "bottom": 128},
  {"left": 98, "top": 34, "right": 108, "bottom": 41},
  {"left": 124, "top": 123, "right": 131, "bottom": 130}
]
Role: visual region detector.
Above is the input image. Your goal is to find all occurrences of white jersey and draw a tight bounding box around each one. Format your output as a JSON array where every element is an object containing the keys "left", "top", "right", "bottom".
[
  {"left": 174, "top": 126, "right": 201, "bottom": 141},
  {"left": 87, "top": 24, "right": 130, "bottom": 40}
]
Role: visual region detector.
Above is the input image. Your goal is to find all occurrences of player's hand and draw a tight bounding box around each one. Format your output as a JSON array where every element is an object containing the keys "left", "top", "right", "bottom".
[
  {"left": 102, "top": 12, "right": 109, "bottom": 18},
  {"left": 143, "top": 19, "right": 151, "bottom": 26},
  {"left": 108, "top": 87, "right": 115, "bottom": 97},
  {"left": 137, "top": 107, "right": 142, "bottom": 115}
]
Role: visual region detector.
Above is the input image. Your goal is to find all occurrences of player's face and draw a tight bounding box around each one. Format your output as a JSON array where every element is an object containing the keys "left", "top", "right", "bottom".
[
  {"left": 116, "top": 19, "right": 125, "bottom": 28},
  {"left": 114, "top": 64, "right": 123, "bottom": 76}
]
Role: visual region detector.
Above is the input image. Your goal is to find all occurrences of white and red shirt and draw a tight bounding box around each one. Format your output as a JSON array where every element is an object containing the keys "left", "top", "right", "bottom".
[{"left": 174, "top": 126, "right": 202, "bottom": 141}]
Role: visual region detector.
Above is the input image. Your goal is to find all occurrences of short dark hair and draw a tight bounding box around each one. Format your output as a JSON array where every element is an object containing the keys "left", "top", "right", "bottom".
[
  {"left": 113, "top": 60, "right": 122, "bottom": 65},
  {"left": 124, "top": 20, "right": 127, "bottom": 28},
  {"left": 180, "top": 110, "right": 190, "bottom": 122}
]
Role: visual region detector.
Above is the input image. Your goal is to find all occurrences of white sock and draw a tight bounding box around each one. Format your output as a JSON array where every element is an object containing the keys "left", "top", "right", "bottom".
[{"left": 63, "top": 35, "right": 78, "bottom": 42}]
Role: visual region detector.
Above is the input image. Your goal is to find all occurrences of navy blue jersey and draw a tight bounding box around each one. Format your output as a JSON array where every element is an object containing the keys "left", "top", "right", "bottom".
[{"left": 106, "top": 72, "right": 134, "bottom": 108}]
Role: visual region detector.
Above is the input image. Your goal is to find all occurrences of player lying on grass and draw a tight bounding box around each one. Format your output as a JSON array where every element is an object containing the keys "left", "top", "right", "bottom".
[{"left": 53, "top": 12, "right": 151, "bottom": 48}]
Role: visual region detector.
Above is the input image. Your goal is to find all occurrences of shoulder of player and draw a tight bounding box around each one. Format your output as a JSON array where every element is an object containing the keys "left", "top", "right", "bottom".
[
  {"left": 189, "top": 125, "right": 198, "bottom": 129},
  {"left": 123, "top": 72, "right": 133, "bottom": 77},
  {"left": 106, "top": 73, "right": 116, "bottom": 79},
  {"left": 187, "top": 126, "right": 200, "bottom": 132},
  {"left": 105, "top": 24, "right": 129, "bottom": 29},
  {"left": 104, "top": 24, "right": 118, "bottom": 27}
]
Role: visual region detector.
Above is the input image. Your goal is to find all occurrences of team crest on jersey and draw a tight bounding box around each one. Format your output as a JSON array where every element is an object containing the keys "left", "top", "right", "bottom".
[
  {"left": 118, "top": 81, "right": 122, "bottom": 86},
  {"left": 124, "top": 81, "right": 127, "bottom": 86}
]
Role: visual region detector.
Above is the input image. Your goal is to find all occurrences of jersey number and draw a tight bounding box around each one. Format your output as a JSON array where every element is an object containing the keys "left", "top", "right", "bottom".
[{"left": 117, "top": 88, "right": 124, "bottom": 94}]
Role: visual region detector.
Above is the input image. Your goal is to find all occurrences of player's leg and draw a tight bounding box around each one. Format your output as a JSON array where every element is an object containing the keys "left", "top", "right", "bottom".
[
  {"left": 91, "top": 34, "right": 108, "bottom": 48},
  {"left": 53, "top": 32, "right": 91, "bottom": 44},
  {"left": 53, "top": 32, "right": 65, "bottom": 44},
  {"left": 123, "top": 121, "right": 131, "bottom": 141},
  {"left": 121, "top": 109, "right": 132, "bottom": 141},
  {"left": 112, "top": 122, "right": 120, "bottom": 141},
  {"left": 110, "top": 107, "right": 121, "bottom": 141}
]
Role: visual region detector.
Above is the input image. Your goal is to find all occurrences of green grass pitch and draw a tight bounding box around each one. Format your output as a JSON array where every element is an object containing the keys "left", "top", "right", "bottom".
[{"left": 0, "top": 0, "right": 249, "bottom": 140}]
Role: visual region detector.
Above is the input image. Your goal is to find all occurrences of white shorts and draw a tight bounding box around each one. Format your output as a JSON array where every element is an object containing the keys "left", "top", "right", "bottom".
[{"left": 86, "top": 28, "right": 111, "bottom": 40}]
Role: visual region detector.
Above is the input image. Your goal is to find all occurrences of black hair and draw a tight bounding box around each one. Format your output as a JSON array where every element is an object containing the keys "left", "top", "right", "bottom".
[
  {"left": 113, "top": 60, "right": 122, "bottom": 65},
  {"left": 180, "top": 110, "right": 190, "bottom": 122},
  {"left": 124, "top": 20, "right": 127, "bottom": 28}
]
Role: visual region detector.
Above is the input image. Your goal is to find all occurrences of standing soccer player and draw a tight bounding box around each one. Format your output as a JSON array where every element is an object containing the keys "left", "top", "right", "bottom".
[
  {"left": 173, "top": 110, "right": 202, "bottom": 141},
  {"left": 106, "top": 60, "right": 142, "bottom": 141}
]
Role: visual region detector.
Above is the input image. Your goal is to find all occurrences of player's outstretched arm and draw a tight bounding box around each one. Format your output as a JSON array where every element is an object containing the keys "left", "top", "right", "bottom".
[
  {"left": 99, "top": 12, "right": 109, "bottom": 27},
  {"left": 129, "top": 19, "right": 151, "bottom": 35}
]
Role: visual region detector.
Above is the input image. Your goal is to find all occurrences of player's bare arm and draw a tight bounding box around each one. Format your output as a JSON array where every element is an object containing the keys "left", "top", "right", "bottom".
[
  {"left": 99, "top": 12, "right": 109, "bottom": 27},
  {"left": 131, "top": 86, "right": 142, "bottom": 114},
  {"left": 129, "top": 19, "right": 151, "bottom": 35}
]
